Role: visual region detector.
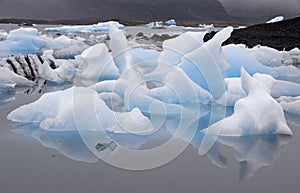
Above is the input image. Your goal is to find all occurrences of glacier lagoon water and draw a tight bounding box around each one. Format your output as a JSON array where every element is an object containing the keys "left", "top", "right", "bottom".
[
  {"left": 0, "top": 91, "right": 300, "bottom": 192},
  {"left": 0, "top": 24, "right": 300, "bottom": 192}
]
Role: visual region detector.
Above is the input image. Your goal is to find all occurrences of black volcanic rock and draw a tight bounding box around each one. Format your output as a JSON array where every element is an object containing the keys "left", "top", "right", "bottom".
[{"left": 204, "top": 17, "right": 300, "bottom": 51}]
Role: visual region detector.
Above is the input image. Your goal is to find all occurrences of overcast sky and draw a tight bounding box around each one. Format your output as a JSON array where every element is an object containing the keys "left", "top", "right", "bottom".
[
  {"left": 220, "top": 0, "right": 300, "bottom": 18},
  {"left": 0, "top": 0, "right": 299, "bottom": 20}
]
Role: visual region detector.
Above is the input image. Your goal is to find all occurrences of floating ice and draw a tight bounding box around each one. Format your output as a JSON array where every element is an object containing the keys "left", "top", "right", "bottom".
[
  {"left": 0, "top": 28, "right": 88, "bottom": 58},
  {"left": 76, "top": 44, "right": 120, "bottom": 83},
  {"left": 218, "top": 73, "right": 300, "bottom": 106},
  {"left": 203, "top": 68, "right": 293, "bottom": 136},
  {"left": 145, "top": 21, "right": 164, "bottom": 28},
  {"left": 0, "top": 28, "right": 47, "bottom": 57},
  {"left": 45, "top": 21, "right": 124, "bottom": 33},
  {"left": 7, "top": 87, "right": 155, "bottom": 134},
  {"left": 178, "top": 27, "right": 233, "bottom": 97},
  {"left": 0, "top": 30, "right": 8, "bottom": 40},
  {"left": 278, "top": 96, "right": 300, "bottom": 115},
  {"left": 198, "top": 24, "right": 214, "bottom": 32},
  {"left": 0, "top": 67, "right": 35, "bottom": 86},
  {"left": 165, "top": 19, "right": 176, "bottom": 26},
  {"left": 267, "top": 16, "right": 284, "bottom": 23},
  {"left": 47, "top": 35, "right": 88, "bottom": 59},
  {"left": 248, "top": 46, "right": 284, "bottom": 67},
  {"left": 223, "top": 44, "right": 300, "bottom": 78}
]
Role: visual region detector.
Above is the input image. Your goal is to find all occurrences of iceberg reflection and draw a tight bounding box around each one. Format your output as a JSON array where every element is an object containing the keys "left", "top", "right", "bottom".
[
  {"left": 212, "top": 134, "right": 291, "bottom": 182},
  {"left": 10, "top": 123, "right": 150, "bottom": 163}
]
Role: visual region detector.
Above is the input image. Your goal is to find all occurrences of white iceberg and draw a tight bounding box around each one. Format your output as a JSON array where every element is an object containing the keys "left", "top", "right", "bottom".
[
  {"left": 0, "top": 30, "right": 8, "bottom": 40},
  {"left": 178, "top": 27, "right": 233, "bottom": 97},
  {"left": 165, "top": 19, "right": 176, "bottom": 26},
  {"left": 248, "top": 46, "right": 284, "bottom": 67},
  {"left": 223, "top": 44, "right": 300, "bottom": 78},
  {"left": 0, "top": 27, "right": 88, "bottom": 58},
  {"left": 45, "top": 21, "right": 124, "bottom": 33},
  {"left": 47, "top": 35, "right": 88, "bottom": 59},
  {"left": 76, "top": 43, "right": 120, "bottom": 83},
  {"left": 0, "top": 28, "right": 47, "bottom": 57},
  {"left": 145, "top": 21, "right": 164, "bottom": 28},
  {"left": 218, "top": 73, "right": 300, "bottom": 106},
  {"left": 7, "top": 87, "right": 155, "bottom": 134},
  {"left": 278, "top": 96, "right": 300, "bottom": 115},
  {"left": 0, "top": 67, "right": 35, "bottom": 86},
  {"left": 203, "top": 68, "right": 293, "bottom": 136},
  {"left": 267, "top": 16, "right": 284, "bottom": 23}
]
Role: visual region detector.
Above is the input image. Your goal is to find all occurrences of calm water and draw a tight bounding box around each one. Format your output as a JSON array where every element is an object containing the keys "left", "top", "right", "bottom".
[
  {"left": 0, "top": 24, "right": 300, "bottom": 193},
  {"left": 0, "top": 89, "right": 299, "bottom": 193}
]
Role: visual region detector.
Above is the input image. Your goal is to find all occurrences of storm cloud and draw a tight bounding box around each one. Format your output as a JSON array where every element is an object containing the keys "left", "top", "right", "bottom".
[
  {"left": 0, "top": 0, "right": 299, "bottom": 21},
  {"left": 220, "top": 0, "right": 300, "bottom": 19}
]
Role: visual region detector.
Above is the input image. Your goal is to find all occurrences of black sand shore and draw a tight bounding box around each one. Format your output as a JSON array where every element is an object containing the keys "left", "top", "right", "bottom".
[{"left": 205, "top": 17, "right": 300, "bottom": 51}]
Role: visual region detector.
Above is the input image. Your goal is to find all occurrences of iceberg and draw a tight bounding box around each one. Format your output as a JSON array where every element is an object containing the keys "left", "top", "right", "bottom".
[
  {"left": 145, "top": 21, "right": 164, "bottom": 28},
  {"left": 218, "top": 73, "right": 300, "bottom": 106},
  {"left": 248, "top": 46, "right": 284, "bottom": 67},
  {"left": 0, "top": 67, "right": 35, "bottom": 86},
  {"left": 267, "top": 16, "right": 284, "bottom": 23},
  {"left": 0, "top": 28, "right": 47, "bottom": 57},
  {"left": 45, "top": 21, "right": 124, "bottom": 33},
  {"left": 7, "top": 87, "right": 155, "bottom": 134},
  {"left": 0, "top": 27, "right": 88, "bottom": 58},
  {"left": 278, "top": 96, "right": 300, "bottom": 115},
  {"left": 0, "top": 30, "right": 8, "bottom": 40},
  {"left": 178, "top": 27, "right": 233, "bottom": 97},
  {"left": 76, "top": 43, "right": 120, "bottom": 83},
  {"left": 223, "top": 44, "right": 300, "bottom": 78},
  {"left": 203, "top": 68, "right": 293, "bottom": 136},
  {"left": 47, "top": 35, "right": 88, "bottom": 59},
  {"left": 165, "top": 19, "right": 176, "bottom": 26}
]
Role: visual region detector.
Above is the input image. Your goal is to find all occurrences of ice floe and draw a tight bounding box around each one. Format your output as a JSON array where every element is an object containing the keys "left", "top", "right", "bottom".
[{"left": 45, "top": 21, "right": 124, "bottom": 33}]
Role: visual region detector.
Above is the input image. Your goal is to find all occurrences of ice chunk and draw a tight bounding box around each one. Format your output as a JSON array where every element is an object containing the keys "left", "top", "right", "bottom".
[
  {"left": 267, "top": 16, "right": 284, "bottom": 23},
  {"left": 165, "top": 19, "right": 176, "bottom": 26},
  {"left": 0, "top": 67, "right": 35, "bottom": 86},
  {"left": 0, "top": 28, "right": 47, "bottom": 57},
  {"left": 131, "top": 48, "right": 160, "bottom": 73},
  {"left": 0, "top": 30, "right": 8, "bottom": 40},
  {"left": 148, "top": 68, "right": 212, "bottom": 105},
  {"left": 223, "top": 44, "right": 278, "bottom": 77},
  {"left": 217, "top": 77, "right": 247, "bottom": 106},
  {"left": 8, "top": 87, "right": 155, "bottom": 134},
  {"left": 45, "top": 21, "right": 124, "bottom": 33},
  {"left": 178, "top": 27, "right": 233, "bottom": 97},
  {"left": 145, "top": 21, "right": 164, "bottom": 28},
  {"left": 159, "top": 31, "right": 206, "bottom": 66},
  {"left": 76, "top": 44, "right": 120, "bottom": 83},
  {"left": 47, "top": 35, "right": 88, "bottom": 59},
  {"left": 0, "top": 27, "right": 88, "bottom": 58},
  {"left": 278, "top": 96, "right": 300, "bottom": 115},
  {"left": 248, "top": 46, "right": 284, "bottom": 67},
  {"left": 203, "top": 68, "right": 293, "bottom": 136},
  {"left": 109, "top": 24, "right": 134, "bottom": 74},
  {"left": 218, "top": 73, "right": 300, "bottom": 106}
]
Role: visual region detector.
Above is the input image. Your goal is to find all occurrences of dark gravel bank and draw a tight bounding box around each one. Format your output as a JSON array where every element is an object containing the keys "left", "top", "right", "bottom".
[{"left": 204, "top": 17, "right": 300, "bottom": 51}]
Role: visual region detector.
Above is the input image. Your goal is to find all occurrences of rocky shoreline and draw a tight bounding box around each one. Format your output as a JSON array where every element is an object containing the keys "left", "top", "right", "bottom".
[{"left": 204, "top": 17, "right": 300, "bottom": 51}]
